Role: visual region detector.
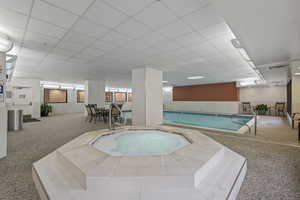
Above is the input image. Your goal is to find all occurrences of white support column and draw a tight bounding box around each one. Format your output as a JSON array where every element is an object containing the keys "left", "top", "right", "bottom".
[
  {"left": 0, "top": 52, "right": 7, "bottom": 159},
  {"left": 84, "top": 80, "right": 105, "bottom": 106},
  {"left": 132, "top": 68, "right": 163, "bottom": 126}
]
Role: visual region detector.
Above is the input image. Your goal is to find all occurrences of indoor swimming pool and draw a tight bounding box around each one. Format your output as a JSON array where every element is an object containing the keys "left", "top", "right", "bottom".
[{"left": 123, "top": 111, "right": 253, "bottom": 131}]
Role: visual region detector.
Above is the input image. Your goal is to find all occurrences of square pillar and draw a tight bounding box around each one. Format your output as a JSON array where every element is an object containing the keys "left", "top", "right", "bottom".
[
  {"left": 0, "top": 52, "right": 7, "bottom": 159},
  {"left": 84, "top": 80, "right": 105, "bottom": 106},
  {"left": 132, "top": 68, "right": 163, "bottom": 126}
]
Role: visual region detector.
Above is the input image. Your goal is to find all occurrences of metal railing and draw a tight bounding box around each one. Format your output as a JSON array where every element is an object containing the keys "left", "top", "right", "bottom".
[{"left": 108, "top": 104, "right": 126, "bottom": 130}]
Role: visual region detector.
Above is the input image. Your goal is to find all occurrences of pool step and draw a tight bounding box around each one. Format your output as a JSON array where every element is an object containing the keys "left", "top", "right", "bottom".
[{"left": 195, "top": 148, "right": 247, "bottom": 200}]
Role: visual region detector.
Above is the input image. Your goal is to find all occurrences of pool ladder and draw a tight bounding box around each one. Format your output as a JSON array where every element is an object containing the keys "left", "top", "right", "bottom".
[{"left": 108, "top": 104, "right": 126, "bottom": 130}]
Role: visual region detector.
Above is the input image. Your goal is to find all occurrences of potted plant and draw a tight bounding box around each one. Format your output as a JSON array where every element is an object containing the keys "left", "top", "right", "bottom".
[
  {"left": 41, "top": 104, "right": 52, "bottom": 117},
  {"left": 255, "top": 104, "right": 268, "bottom": 115}
]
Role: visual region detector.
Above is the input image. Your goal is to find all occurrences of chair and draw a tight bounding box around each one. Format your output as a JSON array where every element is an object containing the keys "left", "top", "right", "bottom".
[
  {"left": 241, "top": 102, "right": 252, "bottom": 114},
  {"left": 111, "top": 104, "right": 123, "bottom": 124},
  {"left": 84, "top": 105, "right": 92, "bottom": 122},
  {"left": 275, "top": 102, "right": 285, "bottom": 116},
  {"left": 89, "top": 104, "right": 101, "bottom": 123}
]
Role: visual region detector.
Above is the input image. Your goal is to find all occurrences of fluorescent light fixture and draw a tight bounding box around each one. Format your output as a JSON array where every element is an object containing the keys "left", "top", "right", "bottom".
[
  {"left": 295, "top": 72, "right": 300, "bottom": 76},
  {"left": 248, "top": 61, "right": 256, "bottom": 69},
  {"left": 162, "top": 80, "right": 168, "bottom": 83},
  {"left": 240, "top": 80, "right": 256, "bottom": 86},
  {"left": 187, "top": 76, "right": 204, "bottom": 80},
  {"left": 231, "top": 39, "right": 242, "bottom": 48},
  {"left": 75, "top": 86, "right": 84, "bottom": 90},
  {"left": 163, "top": 87, "right": 172, "bottom": 92},
  {"left": 238, "top": 48, "right": 251, "bottom": 61},
  {"left": 43, "top": 84, "right": 59, "bottom": 89},
  {"left": 60, "top": 85, "right": 74, "bottom": 90},
  {"left": 0, "top": 32, "right": 13, "bottom": 52}
]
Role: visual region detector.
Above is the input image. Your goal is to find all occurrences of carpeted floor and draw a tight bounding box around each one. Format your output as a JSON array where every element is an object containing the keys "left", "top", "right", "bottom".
[{"left": 0, "top": 113, "right": 300, "bottom": 199}]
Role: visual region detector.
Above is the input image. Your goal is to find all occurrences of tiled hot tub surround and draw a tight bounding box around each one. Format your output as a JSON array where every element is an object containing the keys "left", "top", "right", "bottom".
[{"left": 33, "top": 125, "right": 247, "bottom": 200}]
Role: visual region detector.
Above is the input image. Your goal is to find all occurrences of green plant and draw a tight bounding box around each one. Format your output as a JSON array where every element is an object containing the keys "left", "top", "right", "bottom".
[
  {"left": 41, "top": 104, "right": 52, "bottom": 117},
  {"left": 255, "top": 104, "right": 268, "bottom": 115}
]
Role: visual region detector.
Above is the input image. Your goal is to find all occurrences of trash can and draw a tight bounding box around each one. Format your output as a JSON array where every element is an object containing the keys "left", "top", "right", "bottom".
[{"left": 8, "top": 109, "right": 23, "bottom": 131}]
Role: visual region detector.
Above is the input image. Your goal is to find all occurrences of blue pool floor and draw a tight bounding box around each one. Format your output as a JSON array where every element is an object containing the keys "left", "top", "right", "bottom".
[{"left": 123, "top": 111, "right": 253, "bottom": 131}]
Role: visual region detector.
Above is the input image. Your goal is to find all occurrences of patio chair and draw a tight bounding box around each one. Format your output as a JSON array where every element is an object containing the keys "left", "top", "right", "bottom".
[
  {"left": 84, "top": 105, "right": 92, "bottom": 122},
  {"left": 275, "top": 102, "right": 285, "bottom": 116},
  {"left": 90, "top": 104, "right": 102, "bottom": 123},
  {"left": 111, "top": 104, "right": 123, "bottom": 124},
  {"left": 241, "top": 102, "right": 252, "bottom": 114}
]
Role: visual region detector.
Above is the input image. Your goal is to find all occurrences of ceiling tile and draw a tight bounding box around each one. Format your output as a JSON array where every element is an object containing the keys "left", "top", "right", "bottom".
[
  {"left": 32, "top": 0, "right": 78, "bottom": 28},
  {"left": 138, "top": 31, "right": 170, "bottom": 46},
  {"left": 0, "top": 0, "right": 33, "bottom": 15},
  {"left": 27, "top": 18, "right": 67, "bottom": 38},
  {"left": 80, "top": 47, "right": 105, "bottom": 57},
  {"left": 134, "top": 1, "right": 177, "bottom": 30},
  {"left": 84, "top": 1, "right": 129, "bottom": 28},
  {"left": 57, "top": 39, "right": 86, "bottom": 52},
  {"left": 0, "top": 25, "right": 24, "bottom": 43},
  {"left": 72, "top": 18, "right": 110, "bottom": 39},
  {"left": 52, "top": 47, "right": 77, "bottom": 57},
  {"left": 174, "top": 32, "right": 207, "bottom": 48},
  {"left": 182, "top": 5, "right": 224, "bottom": 31},
  {"left": 24, "top": 31, "right": 59, "bottom": 47},
  {"left": 63, "top": 30, "right": 97, "bottom": 46},
  {"left": 115, "top": 19, "right": 151, "bottom": 39},
  {"left": 100, "top": 31, "right": 132, "bottom": 47},
  {"left": 104, "top": 0, "right": 153, "bottom": 16},
  {"left": 156, "top": 20, "right": 193, "bottom": 39},
  {"left": 43, "top": 0, "right": 94, "bottom": 15},
  {"left": 0, "top": 9, "right": 27, "bottom": 29},
  {"left": 162, "top": 0, "right": 209, "bottom": 17},
  {"left": 200, "top": 22, "right": 232, "bottom": 40},
  {"left": 91, "top": 40, "right": 118, "bottom": 53}
]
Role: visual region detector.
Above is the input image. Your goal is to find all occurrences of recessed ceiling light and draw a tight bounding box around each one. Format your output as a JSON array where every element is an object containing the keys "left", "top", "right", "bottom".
[
  {"left": 162, "top": 80, "right": 168, "bottom": 83},
  {"left": 187, "top": 76, "right": 204, "bottom": 80}
]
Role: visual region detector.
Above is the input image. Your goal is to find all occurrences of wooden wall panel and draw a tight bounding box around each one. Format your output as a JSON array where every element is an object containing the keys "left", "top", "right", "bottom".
[{"left": 173, "top": 82, "right": 240, "bottom": 101}]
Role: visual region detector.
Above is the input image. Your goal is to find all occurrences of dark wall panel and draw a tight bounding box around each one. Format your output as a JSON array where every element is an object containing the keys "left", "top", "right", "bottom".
[{"left": 173, "top": 82, "right": 240, "bottom": 101}]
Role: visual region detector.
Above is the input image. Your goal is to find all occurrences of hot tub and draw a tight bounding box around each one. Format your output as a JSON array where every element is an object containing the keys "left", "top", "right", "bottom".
[{"left": 92, "top": 130, "right": 190, "bottom": 156}]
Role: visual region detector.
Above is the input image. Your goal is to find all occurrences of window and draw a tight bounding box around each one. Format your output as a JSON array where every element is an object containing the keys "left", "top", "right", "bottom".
[
  {"left": 44, "top": 89, "right": 67, "bottom": 103},
  {"left": 77, "top": 90, "right": 85, "bottom": 103},
  {"left": 114, "top": 92, "right": 127, "bottom": 102},
  {"left": 105, "top": 92, "right": 113, "bottom": 102},
  {"left": 127, "top": 93, "right": 132, "bottom": 102}
]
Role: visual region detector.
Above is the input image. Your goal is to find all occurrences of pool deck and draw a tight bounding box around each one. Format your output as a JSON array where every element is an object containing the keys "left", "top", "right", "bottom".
[{"left": 32, "top": 126, "right": 247, "bottom": 200}]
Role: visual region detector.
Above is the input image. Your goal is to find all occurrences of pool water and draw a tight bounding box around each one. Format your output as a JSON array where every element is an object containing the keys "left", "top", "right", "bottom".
[
  {"left": 93, "top": 130, "right": 189, "bottom": 156},
  {"left": 123, "top": 111, "right": 253, "bottom": 131}
]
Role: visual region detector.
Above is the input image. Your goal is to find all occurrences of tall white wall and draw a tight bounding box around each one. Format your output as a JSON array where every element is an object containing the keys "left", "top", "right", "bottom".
[
  {"left": 7, "top": 78, "right": 41, "bottom": 118},
  {"left": 84, "top": 80, "right": 105, "bottom": 106},
  {"left": 163, "top": 88, "right": 240, "bottom": 114},
  {"left": 292, "top": 75, "right": 300, "bottom": 114},
  {"left": 132, "top": 68, "right": 163, "bottom": 126},
  {"left": 41, "top": 88, "right": 85, "bottom": 115},
  {"left": 0, "top": 52, "right": 7, "bottom": 159},
  {"left": 163, "top": 85, "right": 287, "bottom": 114},
  {"left": 240, "top": 86, "right": 286, "bottom": 105}
]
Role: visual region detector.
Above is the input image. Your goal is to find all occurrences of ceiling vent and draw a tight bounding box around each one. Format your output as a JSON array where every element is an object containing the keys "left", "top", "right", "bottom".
[{"left": 268, "top": 65, "right": 288, "bottom": 70}]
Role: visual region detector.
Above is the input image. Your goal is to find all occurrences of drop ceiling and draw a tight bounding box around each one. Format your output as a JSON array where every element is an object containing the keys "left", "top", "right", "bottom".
[{"left": 0, "top": 0, "right": 261, "bottom": 87}]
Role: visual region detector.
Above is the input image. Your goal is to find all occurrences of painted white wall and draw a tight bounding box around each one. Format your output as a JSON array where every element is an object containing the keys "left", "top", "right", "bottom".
[
  {"left": 41, "top": 87, "right": 85, "bottom": 115},
  {"left": 162, "top": 85, "right": 287, "bottom": 114},
  {"left": 240, "top": 86, "right": 287, "bottom": 105},
  {"left": 292, "top": 75, "right": 300, "bottom": 114},
  {"left": 84, "top": 80, "right": 105, "bottom": 106},
  {"left": 0, "top": 52, "right": 7, "bottom": 159},
  {"left": 7, "top": 78, "right": 41, "bottom": 118},
  {"left": 132, "top": 68, "right": 163, "bottom": 126},
  {"left": 163, "top": 88, "right": 240, "bottom": 114}
]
